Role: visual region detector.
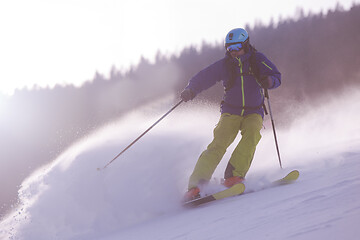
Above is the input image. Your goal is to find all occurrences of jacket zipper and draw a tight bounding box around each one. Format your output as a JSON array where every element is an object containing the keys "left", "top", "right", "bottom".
[{"left": 236, "top": 57, "right": 245, "bottom": 116}]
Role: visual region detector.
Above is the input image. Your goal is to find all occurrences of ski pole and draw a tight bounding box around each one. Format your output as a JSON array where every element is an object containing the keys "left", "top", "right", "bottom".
[
  {"left": 264, "top": 89, "right": 283, "bottom": 169},
  {"left": 98, "top": 100, "right": 184, "bottom": 170}
]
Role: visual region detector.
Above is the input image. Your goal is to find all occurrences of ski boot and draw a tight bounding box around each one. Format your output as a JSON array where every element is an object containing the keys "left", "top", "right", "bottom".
[
  {"left": 223, "top": 176, "right": 244, "bottom": 188},
  {"left": 183, "top": 187, "right": 200, "bottom": 202}
]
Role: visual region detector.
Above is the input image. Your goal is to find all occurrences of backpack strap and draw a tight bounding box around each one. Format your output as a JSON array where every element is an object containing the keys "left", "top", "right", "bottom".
[
  {"left": 249, "top": 46, "right": 260, "bottom": 81},
  {"left": 249, "top": 46, "right": 269, "bottom": 115}
]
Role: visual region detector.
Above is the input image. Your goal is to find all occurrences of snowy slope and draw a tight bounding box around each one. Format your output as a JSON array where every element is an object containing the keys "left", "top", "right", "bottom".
[{"left": 1, "top": 88, "right": 360, "bottom": 240}]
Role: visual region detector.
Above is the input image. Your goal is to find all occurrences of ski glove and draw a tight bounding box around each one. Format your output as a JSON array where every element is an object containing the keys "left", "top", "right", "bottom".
[
  {"left": 181, "top": 89, "right": 195, "bottom": 102},
  {"left": 258, "top": 75, "right": 274, "bottom": 89}
]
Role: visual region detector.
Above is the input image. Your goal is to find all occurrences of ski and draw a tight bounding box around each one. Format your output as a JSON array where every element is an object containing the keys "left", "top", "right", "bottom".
[
  {"left": 273, "top": 169, "right": 299, "bottom": 185},
  {"left": 183, "top": 170, "right": 299, "bottom": 208},
  {"left": 183, "top": 182, "right": 246, "bottom": 208}
]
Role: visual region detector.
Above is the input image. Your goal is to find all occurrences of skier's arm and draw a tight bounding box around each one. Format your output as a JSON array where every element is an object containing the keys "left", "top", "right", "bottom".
[
  {"left": 184, "top": 59, "right": 224, "bottom": 97},
  {"left": 256, "top": 53, "right": 281, "bottom": 89}
]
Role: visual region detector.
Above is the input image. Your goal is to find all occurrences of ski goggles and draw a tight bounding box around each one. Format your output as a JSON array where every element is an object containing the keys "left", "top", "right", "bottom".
[{"left": 226, "top": 42, "right": 244, "bottom": 52}]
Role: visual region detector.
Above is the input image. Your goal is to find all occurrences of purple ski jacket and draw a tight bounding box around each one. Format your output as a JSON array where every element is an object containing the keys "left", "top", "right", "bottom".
[{"left": 184, "top": 50, "right": 281, "bottom": 117}]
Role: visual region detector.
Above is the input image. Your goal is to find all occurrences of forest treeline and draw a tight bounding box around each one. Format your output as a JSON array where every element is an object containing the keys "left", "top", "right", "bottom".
[{"left": 1, "top": 3, "right": 360, "bottom": 218}]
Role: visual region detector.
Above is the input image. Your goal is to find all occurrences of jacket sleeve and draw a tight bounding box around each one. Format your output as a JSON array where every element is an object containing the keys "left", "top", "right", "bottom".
[
  {"left": 185, "top": 59, "right": 225, "bottom": 96},
  {"left": 256, "top": 52, "right": 281, "bottom": 89}
]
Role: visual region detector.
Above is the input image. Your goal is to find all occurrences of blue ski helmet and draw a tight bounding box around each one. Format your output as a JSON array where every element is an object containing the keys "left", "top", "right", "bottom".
[{"left": 224, "top": 28, "right": 249, "bottom": 48}]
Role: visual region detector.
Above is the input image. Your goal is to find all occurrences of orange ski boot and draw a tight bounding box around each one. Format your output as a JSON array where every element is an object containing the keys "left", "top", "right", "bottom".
[
  {"left": 183, "top": 187, "right": 200, "bottom": 202},
  {"left": 223, "top": 176, "right": 244, "bottom": 188}
]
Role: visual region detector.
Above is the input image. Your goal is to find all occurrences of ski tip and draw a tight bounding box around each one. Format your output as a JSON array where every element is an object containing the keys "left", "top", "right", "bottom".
[
  {"left": 278, "top": 170, "right": 300, "bottom": 184},
  {"left": 290, "top": 169, "right": 300, "bottom": 178}
]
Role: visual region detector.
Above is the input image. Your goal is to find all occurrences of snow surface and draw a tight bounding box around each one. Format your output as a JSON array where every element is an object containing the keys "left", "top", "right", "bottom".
[{"left": 1, "top": 88, "right": 360, "bottom": 240}]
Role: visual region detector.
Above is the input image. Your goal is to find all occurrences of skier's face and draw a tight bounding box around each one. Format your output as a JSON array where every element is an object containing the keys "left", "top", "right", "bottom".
[
  {"left": 226, "top": 42, "right": 246, "bottom": 58},
  {"left": 229, "top": 49, "right": 245, "bottom": 58}
]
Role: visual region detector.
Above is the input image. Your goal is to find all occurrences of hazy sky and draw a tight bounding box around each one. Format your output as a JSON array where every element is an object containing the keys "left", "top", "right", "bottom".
[{"left": 0, "top": 0, "right": 358, "bottom": 95}]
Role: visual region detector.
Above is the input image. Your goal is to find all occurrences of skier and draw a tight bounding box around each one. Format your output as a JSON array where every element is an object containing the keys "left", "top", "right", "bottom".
[{"left": 181, "top": 28, "right": 281, "bottom": 202}]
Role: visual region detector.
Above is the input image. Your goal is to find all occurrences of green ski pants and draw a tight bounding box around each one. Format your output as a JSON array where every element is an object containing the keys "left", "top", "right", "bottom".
[{"left": 188, "top": 113, "right": 263, "bottom": 189}]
